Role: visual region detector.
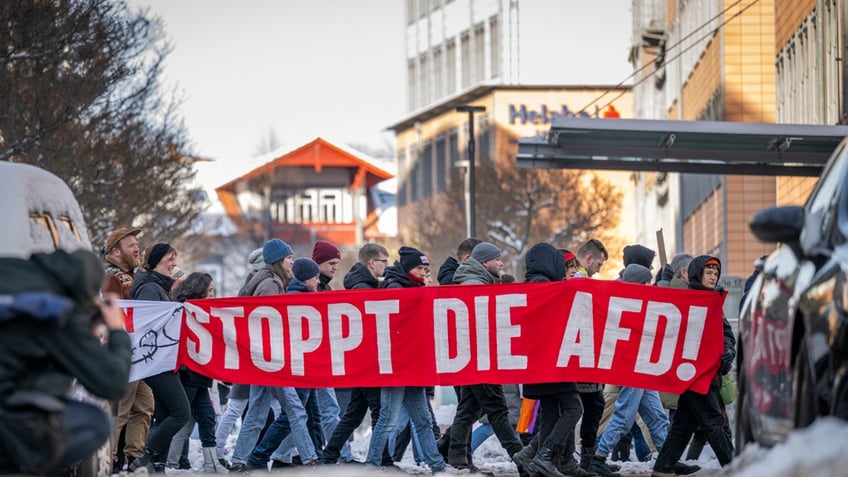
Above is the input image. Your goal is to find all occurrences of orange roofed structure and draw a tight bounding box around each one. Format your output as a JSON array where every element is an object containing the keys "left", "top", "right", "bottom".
[{"left": 215, "top": 137, "right": 395, "bottom": 247}]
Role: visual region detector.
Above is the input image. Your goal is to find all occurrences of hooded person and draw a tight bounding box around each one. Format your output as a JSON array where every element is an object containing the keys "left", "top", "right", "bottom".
[
  {"left": 651, "top": 255, "right": 734, "bottom": 477},
  {"left": 237, "top": 247, "right": 265, "bottom": 296},
  {"left": 514, "top": 242, "right": 587, "bottom": 477}
]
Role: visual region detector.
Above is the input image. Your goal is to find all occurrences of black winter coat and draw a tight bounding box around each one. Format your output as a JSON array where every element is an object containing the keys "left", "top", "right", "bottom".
[
  {"left": 522, "top": 243, "right": 576, "bottom": 398},
  {"left": 0, "top": 250, "right": 132, "bottom": 403},
  {"left": 130, "top": 270, "right": 174, "bottom": 301},
  {"left": 437, "top": 257, "right": 460, "bottom": 285},
  {"left": 343, "top": 263, "right": 379, "bottom": 289},
  {"left": 380, "top": 263, "right": 423, "bottom": 289}
]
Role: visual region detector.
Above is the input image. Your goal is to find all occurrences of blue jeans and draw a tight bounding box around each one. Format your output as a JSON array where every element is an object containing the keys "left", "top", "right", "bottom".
[
  {"left": 597, "top": 387, "right": 668, "bottom": 457},
  {"left": 270, "top": 387, "right": 351, "bottom": 462},
  {"left": 231, "top": 386, "right": 280, "bottom": 464},
  {"left": 366, "top": 387, "right": 445, "bottom": 471},
  {"left": 247, "top": 387, "right": 317, "bottom": 468}
]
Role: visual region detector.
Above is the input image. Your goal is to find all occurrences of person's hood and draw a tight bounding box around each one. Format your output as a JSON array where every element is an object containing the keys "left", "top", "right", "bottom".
[
  {"left": 524, "top": 243, "right": 565, "bottom": 282},
  {"left": 437, "top": 256, "right": 460, "bottom": 285},
  {"left": 623, "top": 244, "right": 656, "bottom": 268},
  {"left": 687, "top": 254, "right": 721, "bottom": 291},
  {"left": 287, "top": 277, "right": 311, "bottom": 293},
  {"left": 343, "top": 262, "right": 379, "bottom": 289},
  {"left": 454, "top": 257, "right": 498, "bottom": 284}
]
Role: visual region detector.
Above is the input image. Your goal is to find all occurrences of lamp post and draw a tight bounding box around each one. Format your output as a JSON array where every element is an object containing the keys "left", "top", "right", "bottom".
[{"left": 456, "top": 105, "right": 485, "bottom": 238}]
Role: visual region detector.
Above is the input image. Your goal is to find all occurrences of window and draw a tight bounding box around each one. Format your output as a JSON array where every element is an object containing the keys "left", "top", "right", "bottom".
[
  {"left": 29, "top": 212, "right": 59, "bottom": 250},
  {"left": 460, "top": 32, "right": 471, "bottom": 89},
  {"left": 446, "top": 40, "right": 457, "bottom": 94},
  {"left": 58, "top": 215, "right": 81, "bottom": 242},
  {"left": 436, "top": 135, "right": 447, "bottom": 192},
  {"left": 422, "top": 141, "right": 433, "bottom": 197},
  {"left": 410, "top": 158, "right": 420, "bottom": 202},
  {"left": 489, "top": 17, "right": 499, "bottom": 79},
  {"left": 419, "top": 54, "right": 429, "bottom": 106},
  {"left": 418, "top": 0, "right": 429, "bottom": 19},
  {"left": 408, "top": 60, "right": 417, "bottom": 110},
  {"left": 433, "top": 47, "right": 443, "bottom": 100},
  {"left": 474, "top": 23, "right": 485, "bottom": 84},
  {"left": 477, "top": 116, "right": 490, "bottom": 161}
]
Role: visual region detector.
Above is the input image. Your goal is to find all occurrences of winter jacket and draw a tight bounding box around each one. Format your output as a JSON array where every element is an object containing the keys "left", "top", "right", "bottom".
[
  {"left": 454, "top": 257, "right": 499, "bottom": 285},
  {"left": 130, "top": 270, "right": 174, "bottom": 301},
  {"left": 343, "top": 262, "right": 379, "bottom": 289},
  {"left": 287, "top": 277, "right": 311, "bottom": 293},
  {"left": 244, "top": 267, "right": 286, "bottom": 296},
  {"left": 380, "top": 263, "right": 423, "bottom": 289},
  {"left": 687, "top": 255, "right": 736, "bottom": 382},
  {"left": 437, "top": 257, "right": 460, "bottom": 285},
  {"left": 522, "top": 243, "right": 575, "bottom": 398},
  {"left": 0, "top": 250, "right": 132, "bottom": 403},
  {"left": 317, "top": 273, "right": 333, "bottom": 292},
  {"left": 103, "top": 255, "right": 135, "bottom": 299}
]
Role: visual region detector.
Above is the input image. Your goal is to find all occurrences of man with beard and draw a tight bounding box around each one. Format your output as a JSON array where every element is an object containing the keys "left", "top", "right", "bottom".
[{"left": 101, "top": 226, "right": 155, "bottom": 473}]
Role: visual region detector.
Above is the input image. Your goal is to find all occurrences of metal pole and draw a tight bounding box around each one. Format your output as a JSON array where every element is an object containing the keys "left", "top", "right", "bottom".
[{"left": 457, "top": 105, "right": 485, "bottom": 238}]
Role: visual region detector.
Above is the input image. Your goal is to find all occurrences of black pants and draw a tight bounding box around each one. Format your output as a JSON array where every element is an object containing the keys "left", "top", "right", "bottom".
[
  {"left": 448, "top": 384, "right": 523, "bottom": 466},
  {"left": 183, "top": 385, "right": 216, "bottom": 447},
  {"left": 578, "top": 390, "right": 604, "bottom": 449},
  {"left": 143, "top": 372, "right": 191, "bottom": 456},
  {"left": 324, "top": 387, "right": 385, "bottom": 464},
  {"left": 538, "top": 391, "right": 583, "bottom": 452},
  {"left": 654, "top": 382, "right": 733, "bottom": 472}
]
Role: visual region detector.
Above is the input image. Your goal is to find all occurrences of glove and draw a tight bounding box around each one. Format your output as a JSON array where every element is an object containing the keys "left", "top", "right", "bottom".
[{"left": 720, "top": 350, "right": 734, "bottom": 375}]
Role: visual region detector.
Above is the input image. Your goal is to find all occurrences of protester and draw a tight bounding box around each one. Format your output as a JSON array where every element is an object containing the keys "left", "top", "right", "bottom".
[
  {"left": 366, "top": 246, "right": 457, "bottom": 473},
  {"left": 651, "top": 256, "right": 735, "bottom": 477},
  {"left": 437, "top": 238, "right": 481, "bottom": 285},
  {"left": 0, "top": 250, "right": 131, "bottom": 475},
  {"left": 102, "top": 226, "right": 155, "bottom": 473},
  {"left": 312, "top": 240, "right": 341, "bottom": 291},
  {"left": 128, "top": 243, "right": 192, "bottom": 473}
]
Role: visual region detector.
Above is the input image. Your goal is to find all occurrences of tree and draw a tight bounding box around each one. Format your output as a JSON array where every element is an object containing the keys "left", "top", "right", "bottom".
[{"left": 0, "top": 0, "right": 205, "bottom": 250}]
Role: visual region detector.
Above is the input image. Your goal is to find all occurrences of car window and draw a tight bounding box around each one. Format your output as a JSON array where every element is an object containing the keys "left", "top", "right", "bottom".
[{"left": 806, "top": 141, "right": 848, "bottom": 246}]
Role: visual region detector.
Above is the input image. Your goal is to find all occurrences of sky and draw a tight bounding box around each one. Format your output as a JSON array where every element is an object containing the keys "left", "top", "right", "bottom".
[{"left": 127, "top": 0, "right": 634, "bottom": 192}]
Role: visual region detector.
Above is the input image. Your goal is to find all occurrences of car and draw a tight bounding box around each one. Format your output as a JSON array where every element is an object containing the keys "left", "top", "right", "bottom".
[{"left": 737, "top": 136, "right": 848, "bottom": 449}]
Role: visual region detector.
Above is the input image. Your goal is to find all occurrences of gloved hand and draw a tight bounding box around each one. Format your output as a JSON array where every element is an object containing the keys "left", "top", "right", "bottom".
[{"left": 720, "top": 349, "right": 734, "bottom": 375}]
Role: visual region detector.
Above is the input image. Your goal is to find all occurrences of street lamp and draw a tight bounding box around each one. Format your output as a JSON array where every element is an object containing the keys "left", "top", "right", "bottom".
[{"left": 456, "top": 105, "right": 486, "bottom": 238}]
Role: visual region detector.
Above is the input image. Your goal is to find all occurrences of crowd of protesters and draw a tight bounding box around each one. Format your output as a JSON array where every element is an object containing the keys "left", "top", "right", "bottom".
[{"left": 97, "top": 227, "right": 736, "bottom": 477}]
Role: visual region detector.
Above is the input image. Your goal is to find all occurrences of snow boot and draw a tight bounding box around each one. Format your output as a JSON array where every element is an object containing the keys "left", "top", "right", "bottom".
[
  {"left": 128, "top": 449, "right": 155, "bottom": 473},
  {"left": 532, "top": 447, "right": 567, "bottom": 477},
  {"left": 586, "top": 455, "right": 621, "bottom": 477},
  {"left": 203, "top": 447, "right": 229, "bottom": 473},
  {"left": 512, "top": 444, "right": 539, "bottom": 477},
  {"left": 557, "top": 458, "right": 598, "bottom": 477},
  {"left": 673, "top": 461, "right": 701, "bottom": 475}
]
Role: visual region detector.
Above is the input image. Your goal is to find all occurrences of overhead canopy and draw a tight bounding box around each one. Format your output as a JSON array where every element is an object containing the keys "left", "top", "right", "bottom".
[{"left": 516, "top": 118, "right": 848, "bottom": 176}]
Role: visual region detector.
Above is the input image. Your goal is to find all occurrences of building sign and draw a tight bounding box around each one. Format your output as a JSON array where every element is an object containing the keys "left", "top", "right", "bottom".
[{"left": 509, "top": 104, "right": 590, "bottom": 125}]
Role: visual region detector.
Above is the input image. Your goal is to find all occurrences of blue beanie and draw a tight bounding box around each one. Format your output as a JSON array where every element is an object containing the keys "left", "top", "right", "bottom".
[
  {"left": 292, "top": 257, "right": 320, "bottom": 282},
  {"left": 263, "top": 238, "right": 293, "bottom": 265}
]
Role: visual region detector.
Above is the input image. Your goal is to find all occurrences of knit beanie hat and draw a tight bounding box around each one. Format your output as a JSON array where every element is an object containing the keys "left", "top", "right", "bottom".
[
  {"left": 620, "top": 263, "right": 652, "bottom": 284},
  {"left": 263, "top": 238, "right": 293, "bottom": 265},
  {"left": 292, "top": 257, "right": 320, "bottom": 282},
  {"left": 247, "top": 247, "right": 265, "bottom": 272},
  {"left": 623, "top": 244, "right": 656, "bottom": 268},
  {"left": 399, "top": 246, "right": 429, "bottom": 272},
  {"left": 471, "top": 242, "right": 501, "bottom": 264},
  {"left": 145, "top": 243, "right": 172, "bottom": 270},
  {"left": 312, "top": 240, "right": 341, "bottom": 265}
]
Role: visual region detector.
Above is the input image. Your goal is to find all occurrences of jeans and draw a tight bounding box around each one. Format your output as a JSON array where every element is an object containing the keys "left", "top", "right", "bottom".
[
  {"left": 246, "top": 387, "right": 317, "bottom": 468},
  {"left": 324, "top": 387, "right": 383, "bottom": 463},
  {"left": 270, "top": 387, "right": 350, "bottom": 462},
  {"left": 654, "top": 382, "right": 733, "bottom": 473},
  {"left": 166, "top": 385, "right": 217, "bottom": 467},
  {"left": 366, "top": 387, "right": 445, "bottom": 471},
  {"left": 215, "top": 398, "right": 247, "bottom": 459},
  {"left": 231, "top": 386, "right": 280, "bottom": 464},
  {"left": 596, "top": 387, "right": 668, "bottom": 457},
  {"left": 142, "top": 372, "right": 191, "bottom": 456}
]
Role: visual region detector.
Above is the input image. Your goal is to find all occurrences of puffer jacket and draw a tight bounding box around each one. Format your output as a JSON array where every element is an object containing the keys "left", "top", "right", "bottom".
[{"left": 343, "top": 262, "right": 379, "bottom": 289}]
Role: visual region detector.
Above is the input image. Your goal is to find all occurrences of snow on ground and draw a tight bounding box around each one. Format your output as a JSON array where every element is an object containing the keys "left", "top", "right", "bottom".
[{"left": 183, "top": 407, "right": 848, "bottom": 476}]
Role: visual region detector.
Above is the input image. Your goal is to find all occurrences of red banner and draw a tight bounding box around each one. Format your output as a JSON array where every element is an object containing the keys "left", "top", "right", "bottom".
[{"left": 177, "top": 279, "right": 726, "bottom": 394}]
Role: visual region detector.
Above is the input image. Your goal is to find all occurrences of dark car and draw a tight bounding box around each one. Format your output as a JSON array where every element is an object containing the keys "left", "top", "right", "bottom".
[{"left": 737, "top": 137, "right": 848, "bottom": 449}]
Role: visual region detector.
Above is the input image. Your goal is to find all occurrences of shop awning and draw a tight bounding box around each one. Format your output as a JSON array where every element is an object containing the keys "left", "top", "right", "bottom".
[{"left": 516, "top": 118, "right": 848, "bottom": 176}]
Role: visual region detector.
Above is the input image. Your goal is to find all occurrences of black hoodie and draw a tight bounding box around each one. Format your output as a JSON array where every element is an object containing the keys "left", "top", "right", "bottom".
[
  {"left": 343, "top": 262, "right": 380, "bottom": 289},
  {"left": 437, "top": 256, "right": 460, "bottom": 285},
  {"left": 687, "top": 255, "right": 736, "bottom": 381},
  {"left": 522, "top": 243, "right": 575, "bottom": 398}
]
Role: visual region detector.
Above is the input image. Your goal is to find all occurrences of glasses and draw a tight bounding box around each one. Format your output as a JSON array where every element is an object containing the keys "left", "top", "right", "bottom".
[{"left": 373, "top": 259, "right": 389, "bottom": 263}]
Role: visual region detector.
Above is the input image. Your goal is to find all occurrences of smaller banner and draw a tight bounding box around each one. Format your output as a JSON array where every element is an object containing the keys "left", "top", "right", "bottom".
[{"left": 119, "top": 300, "right": 184, "bottom": 382}]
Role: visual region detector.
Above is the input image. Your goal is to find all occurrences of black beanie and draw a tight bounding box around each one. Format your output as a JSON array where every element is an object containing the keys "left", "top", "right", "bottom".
[
  {"left": 145, "top": 243, "right": 172, "bottom": 270},
  {"left": 398, "top": 246, "right": 429, "bottom": 273}
]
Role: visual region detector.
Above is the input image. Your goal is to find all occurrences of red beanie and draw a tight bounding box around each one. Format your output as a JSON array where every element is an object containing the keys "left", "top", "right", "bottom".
[{"left": 312, "top": 240, "right": 341, "bottom": 264}]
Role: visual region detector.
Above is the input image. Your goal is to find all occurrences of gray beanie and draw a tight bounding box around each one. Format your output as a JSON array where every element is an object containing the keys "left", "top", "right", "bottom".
[
  {"left": 620, "top": 263, "right": 652, "bottom": 284},
  {"left": 247, "top": 247, "right": 265, "bottom": 272},
  {"left": 471, "top": 242, "right": 501, "bottom": 264}
]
